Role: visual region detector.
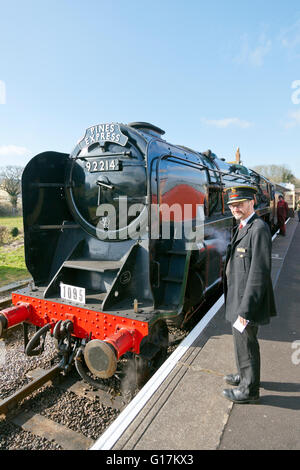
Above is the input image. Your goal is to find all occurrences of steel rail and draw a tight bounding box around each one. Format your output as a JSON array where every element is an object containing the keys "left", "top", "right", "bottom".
[
  {"left": 0, "top": 364, "right": 61, "bottom": 416},
  {"left": 0, "top": 278, "right": 32, "bottom": 296},
  {"left": 0, "top": 279, "right": 32, "bottom": 315}
]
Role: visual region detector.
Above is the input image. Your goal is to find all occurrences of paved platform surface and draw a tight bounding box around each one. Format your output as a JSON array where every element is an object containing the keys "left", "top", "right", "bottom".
[
  {"left": 219, "top": 218, "right": 300, "bottom": 450},
  {"left": 113, "top": 218, "right": 300, "bottom": 450}
]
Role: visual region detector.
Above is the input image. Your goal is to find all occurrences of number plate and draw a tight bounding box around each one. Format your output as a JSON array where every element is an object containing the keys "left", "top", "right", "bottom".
[
  {"left": 86, "top": 158, "right": 120, "bottom": 173},
  {"left": 60, "top": 282, "right": 86, "bottom": 304}
]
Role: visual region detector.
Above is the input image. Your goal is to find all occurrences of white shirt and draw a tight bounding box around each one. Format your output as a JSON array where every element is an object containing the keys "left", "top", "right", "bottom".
[{"left": 239, "top": 212, "right": 255, "bottom": 227}]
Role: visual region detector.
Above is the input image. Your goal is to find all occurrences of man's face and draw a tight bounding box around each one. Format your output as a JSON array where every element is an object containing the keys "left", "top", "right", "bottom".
[{"left": 229, "top": 199, "right": 254, "bottom": 221}]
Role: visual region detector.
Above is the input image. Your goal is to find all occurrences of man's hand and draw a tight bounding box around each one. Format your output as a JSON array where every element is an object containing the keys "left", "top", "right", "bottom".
[{"left": 238, "top": 315, "right": 248, "bottom": 326}]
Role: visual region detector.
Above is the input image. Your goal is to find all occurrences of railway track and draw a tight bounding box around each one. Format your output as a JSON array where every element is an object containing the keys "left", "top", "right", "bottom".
[
  {"left": 0, "top": 331, "right": 188, "bottom": 450},
  {"left": 0, "top": 365, "right": 61, "bottom": 416},
  {"left": 0, "top": 323, "right": 203, "bottom": 451},
  {"left": 0, "top": 294, "right": 189, "bottom": 450},
  {"left": 0, "top": 278, "right": 32, "bottom": 310},
  {"left": 0, "top": 278, "right": 217, "bottom": 450},
  {"left": 0, "top": 281, "right": 125, "bottom": 450},
  {"left": 0, "top": 365, "right": 125, "bottom": 450}
]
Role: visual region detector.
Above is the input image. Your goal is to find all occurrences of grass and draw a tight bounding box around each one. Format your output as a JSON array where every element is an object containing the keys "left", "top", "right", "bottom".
[
  {"left": 0, "top": 245, "right": 29, "bottom": 287},
  {"left": 0, "top": 216, "right": 30, "bottom": 287},
  {"left": 0, "top": 216, "right": 24, "bottom": 244},
  {"left": 0, "top": 216, "right": 23, "bottom": 230}
]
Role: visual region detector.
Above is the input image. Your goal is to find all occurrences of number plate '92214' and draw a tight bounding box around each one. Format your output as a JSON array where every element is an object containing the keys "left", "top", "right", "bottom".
[{"left": 85, "top": 158, "right": 120, "bottom": 172}]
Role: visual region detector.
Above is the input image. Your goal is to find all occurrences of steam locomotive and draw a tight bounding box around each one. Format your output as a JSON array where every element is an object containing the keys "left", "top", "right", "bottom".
[{"left": 0, "top": 122, "right": 276, "bottom": 387}]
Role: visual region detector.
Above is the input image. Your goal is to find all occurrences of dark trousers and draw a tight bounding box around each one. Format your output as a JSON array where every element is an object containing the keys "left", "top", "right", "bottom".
[
  {"left": 232, "top": 323, "right": 260, "bottom": 396},
  {"left": 278, "top": 215, "right": 286, "bottom": 235}
]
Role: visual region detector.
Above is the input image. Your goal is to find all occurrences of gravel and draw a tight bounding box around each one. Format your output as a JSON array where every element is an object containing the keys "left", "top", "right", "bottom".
[
  {"left": 0, "top": 321, "right": 189, "bottom": 450},
  {"left": 0, "top": 421, "right": 62, "bottom": 450},
  {"left": 24, "top": 386, "right": 120, "bottom": 440},
  {"left": 0, "top": 326, "right": 57, "bottom": 400},
  {"left": 0, "top": 326, "right": 123, "bottom": 449}
]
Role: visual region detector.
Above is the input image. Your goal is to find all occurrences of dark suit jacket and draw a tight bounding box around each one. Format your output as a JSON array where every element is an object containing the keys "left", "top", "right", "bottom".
[{"left": 224, "top": 213, "right": 277, "bottom": 324}]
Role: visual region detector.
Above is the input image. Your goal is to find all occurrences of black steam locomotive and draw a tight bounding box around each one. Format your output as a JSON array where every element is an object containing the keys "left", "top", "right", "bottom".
[{"left": 0, "top": 122, "right": 275, "bottom": 386}]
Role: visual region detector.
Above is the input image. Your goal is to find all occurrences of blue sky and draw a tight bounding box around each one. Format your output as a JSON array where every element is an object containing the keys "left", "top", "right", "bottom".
[{"left": 0, "top": 0, "right": 300, "bottom": 177}]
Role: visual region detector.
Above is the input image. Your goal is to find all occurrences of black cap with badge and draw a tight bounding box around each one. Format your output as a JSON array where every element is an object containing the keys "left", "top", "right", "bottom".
[{"left": 225, "top": 185, "right": 257, "bottom": 205}]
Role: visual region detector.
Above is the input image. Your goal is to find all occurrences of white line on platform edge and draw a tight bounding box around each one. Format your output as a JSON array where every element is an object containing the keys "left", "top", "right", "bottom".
[
  {"left": 90, "top": 294, "right": 225, "bottom": 450},
  {"left": 272, "top": 217, "right": 290, "bottom": 241}
]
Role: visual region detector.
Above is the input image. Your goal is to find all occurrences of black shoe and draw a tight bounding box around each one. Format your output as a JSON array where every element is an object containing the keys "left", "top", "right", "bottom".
[
  {"left": 224, "top": 373, "right": 240, "bottom": 386},
  {"left": 222, "top": 388, "right": 260, "bottom": 404}
]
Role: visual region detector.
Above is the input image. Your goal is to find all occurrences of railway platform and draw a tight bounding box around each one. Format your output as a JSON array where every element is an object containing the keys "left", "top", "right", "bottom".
[{"left": 92, "top": 217, "right": 300, "bottom": 451}]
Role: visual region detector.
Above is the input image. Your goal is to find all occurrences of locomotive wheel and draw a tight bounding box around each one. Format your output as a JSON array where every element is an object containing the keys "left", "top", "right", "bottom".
[
  {"left": 135, "top": 320, "right": 169, "bottom": 389},
  {"left": 119, "top": 320, "right": 169, "bottom": 393}
]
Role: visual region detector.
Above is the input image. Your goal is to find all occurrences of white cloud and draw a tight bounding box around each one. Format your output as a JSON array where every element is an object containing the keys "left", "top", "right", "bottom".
[
  {"left": 279, "top": 19, "right": 300, "bottom": 58},
  {"left": 0, "top": 145, "right": 32, "bottom": 167},
  {"left": 234, "top": 32, "right": 272, "bottom": 67},
  {"left": 201, "top": 117, "right": 253, "bottom": 129},
  {"left": 0, "top": 145, "right": 30, "bottom": 157},
  {"left": 284, "top": 110, "right": 300, "bottom": 129}
]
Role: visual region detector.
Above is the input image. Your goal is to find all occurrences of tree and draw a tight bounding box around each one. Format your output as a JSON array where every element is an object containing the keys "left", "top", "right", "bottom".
[
  {"left": 251, "top": 164, "right": 296, "bottom": 184},
  {"left": 0, "top": 166, "right": 23, "bottom": 213}
]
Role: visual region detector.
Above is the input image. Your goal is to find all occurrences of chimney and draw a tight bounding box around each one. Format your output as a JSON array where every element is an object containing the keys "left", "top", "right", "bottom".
[{"left": 236, "top": 147, "right": 241, "bottom": 164}]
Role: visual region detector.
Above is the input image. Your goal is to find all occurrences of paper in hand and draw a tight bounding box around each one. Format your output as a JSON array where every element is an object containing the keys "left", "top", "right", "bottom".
[{"left": 233, "top": 317, "right": 249, "bottom": 333}]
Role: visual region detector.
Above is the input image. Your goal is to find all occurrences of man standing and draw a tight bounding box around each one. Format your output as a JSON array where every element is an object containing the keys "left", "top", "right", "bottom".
[{"left": 223, "top": 186, "right": 276, "bottom": 404}]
